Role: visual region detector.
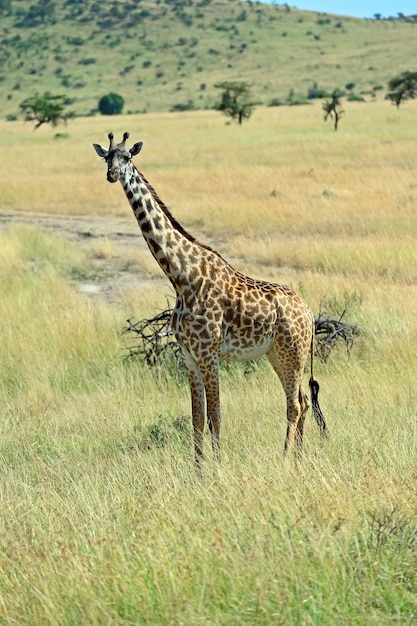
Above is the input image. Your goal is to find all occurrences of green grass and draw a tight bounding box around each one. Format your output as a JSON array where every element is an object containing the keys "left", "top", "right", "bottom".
[
  {"left": 0, "top": 0, "right": 416, "bottom": 119},
  {"left": 1, "top": 105, "right": 417, "bottom": 623},
  {"left": 1, "top": 221, "right": 417, "bottom": 624}
]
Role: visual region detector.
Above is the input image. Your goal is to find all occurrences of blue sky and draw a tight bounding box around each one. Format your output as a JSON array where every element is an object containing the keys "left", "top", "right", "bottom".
[{"left": 264, "top": 1, "right": 416, "bottom": 19}]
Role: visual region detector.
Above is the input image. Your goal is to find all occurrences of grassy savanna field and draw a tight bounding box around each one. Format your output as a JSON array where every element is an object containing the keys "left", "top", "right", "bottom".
[{"left": 1, "top": 101, "right": 417, "bottom": 624}]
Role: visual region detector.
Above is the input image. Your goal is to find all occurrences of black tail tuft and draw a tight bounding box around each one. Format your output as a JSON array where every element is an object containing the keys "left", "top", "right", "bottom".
[{"left": 309, "top": 378, "right": 327, "bottom": 437}]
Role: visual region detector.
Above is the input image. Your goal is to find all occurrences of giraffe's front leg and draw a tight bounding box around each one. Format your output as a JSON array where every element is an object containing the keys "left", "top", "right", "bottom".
[
  {"left": 181, "top": 347, "right": 206, "bottom": 475},
  {"left": 200, "top": 358, "right": 221, "bottom": 465},
  {"left": 267, "top": 347, "right": 305, "bottom": 460}
]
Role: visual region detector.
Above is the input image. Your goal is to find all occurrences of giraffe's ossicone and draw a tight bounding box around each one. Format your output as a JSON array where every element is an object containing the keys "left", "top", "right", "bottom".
[{"left": 93, "top": 132, "right": 327, "bottom": 474}]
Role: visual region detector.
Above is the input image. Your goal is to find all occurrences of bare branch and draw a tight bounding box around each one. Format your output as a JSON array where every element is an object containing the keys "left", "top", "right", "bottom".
[{"left": 314, "top": 311, "right": 360, "bottom": 362}]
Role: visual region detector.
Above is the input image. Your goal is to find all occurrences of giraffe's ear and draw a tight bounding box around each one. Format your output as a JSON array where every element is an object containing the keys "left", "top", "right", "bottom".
[
  {"left": 130, "top": 141, "right": 143, "bottom": 158},
  {"left": 93, "top": 143, "right": 108, "bottom": 159}
]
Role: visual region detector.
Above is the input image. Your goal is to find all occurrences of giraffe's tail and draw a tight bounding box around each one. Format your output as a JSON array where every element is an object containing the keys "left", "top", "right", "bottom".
[{"left": 309, "top": 326, "right": 328, "bottom": 437}]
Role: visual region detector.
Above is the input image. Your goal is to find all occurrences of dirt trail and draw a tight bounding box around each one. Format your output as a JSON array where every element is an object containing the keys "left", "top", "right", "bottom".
[
  {"left": 0, "top": 209, "right": 156, "bottom": 305},
  {"left": 0, "top": 209, "right": 146, "bottom": 248}
]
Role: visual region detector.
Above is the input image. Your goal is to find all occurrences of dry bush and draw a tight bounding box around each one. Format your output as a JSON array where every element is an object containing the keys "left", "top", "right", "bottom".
[{"left": 123, "top": 304, "right": 361, "bottom": 375}]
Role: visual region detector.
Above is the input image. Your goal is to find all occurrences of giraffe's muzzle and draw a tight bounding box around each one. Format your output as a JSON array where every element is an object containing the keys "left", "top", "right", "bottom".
[{"left": 107, "top": 169, "right": 119, "bottom": 183}]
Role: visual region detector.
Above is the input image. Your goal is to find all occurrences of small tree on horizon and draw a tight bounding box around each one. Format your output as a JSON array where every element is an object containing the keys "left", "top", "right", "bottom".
[
  {"left": 385, "top": 71, "right": 417, "bottom": 108},
  {"left": 20, "top": 93, "right": 75, "bottom": 130},
  {"left": 322, "top": 90, "right": 344, "bottom": 131},
  {"left": 214, "top": 81, "right": 256, "bottom": 125}
]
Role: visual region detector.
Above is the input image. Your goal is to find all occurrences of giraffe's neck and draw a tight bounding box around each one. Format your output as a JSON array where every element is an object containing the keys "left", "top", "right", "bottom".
[{"left": 120, "top": 164, "right": 207, "bottom": 290}]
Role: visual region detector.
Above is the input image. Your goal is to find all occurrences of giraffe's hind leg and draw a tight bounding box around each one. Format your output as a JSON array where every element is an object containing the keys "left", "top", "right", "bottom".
[
  {"left": 282, "top": 380, "right": 305, "bottom": 459},
  {"left": 295, "top": 388, "right": 310, "bottom": 459},
  {"left": 267, "top": 341, "right": 310, "bottom": 460}
]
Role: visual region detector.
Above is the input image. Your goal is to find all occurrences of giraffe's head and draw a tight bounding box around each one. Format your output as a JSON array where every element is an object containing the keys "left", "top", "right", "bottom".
[{"left": 93, "top": 132, "right": 143, "bottom": 183}]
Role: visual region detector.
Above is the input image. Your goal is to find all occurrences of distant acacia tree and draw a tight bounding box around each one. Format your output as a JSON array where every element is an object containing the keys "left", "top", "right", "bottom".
[
  {"left": 322, "top": 90, "right": 344, "bottom": 131},
  {"left": 385, "top": 71, "right": 417, "bottom": 108},
  {"left": 98, "top": 93, "right": 125, "bottom": 115},
  {"left": 20, "top": 93, "right": 75, "bottom": 130},
  {"left": 214, "top": 81, "right": 256, "bottom": 125}
]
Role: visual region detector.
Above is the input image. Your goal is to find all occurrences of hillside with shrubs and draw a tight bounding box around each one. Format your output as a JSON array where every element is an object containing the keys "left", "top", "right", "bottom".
[{"left": 0, "top": 0, "right": 416, "bottom": 118}]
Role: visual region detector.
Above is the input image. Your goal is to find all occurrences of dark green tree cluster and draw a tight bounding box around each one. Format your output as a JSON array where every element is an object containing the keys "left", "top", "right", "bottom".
[
  {"left": 0, "top": 0, "right": 12, "bottom": 16},
  {"left": 15, "top": 0, "right": 56, "bottom": 27},
  {"left": 98, "top": 92, "right": 125, "bottom": 115}
]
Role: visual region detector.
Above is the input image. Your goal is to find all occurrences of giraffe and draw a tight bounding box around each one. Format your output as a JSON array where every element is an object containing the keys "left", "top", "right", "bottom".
[{"left": 93, "top": 132, "right": 327, "bottom": 473}]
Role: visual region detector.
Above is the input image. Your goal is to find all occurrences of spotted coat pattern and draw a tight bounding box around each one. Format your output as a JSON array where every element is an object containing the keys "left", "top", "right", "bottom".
[{"left": 93, "top": 132, "right": 326, "bottom": 472}]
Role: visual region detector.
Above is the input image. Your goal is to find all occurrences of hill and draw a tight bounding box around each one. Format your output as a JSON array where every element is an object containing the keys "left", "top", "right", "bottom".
[{"left": 0, "top": 0, "right": 416, "bottom": 119}]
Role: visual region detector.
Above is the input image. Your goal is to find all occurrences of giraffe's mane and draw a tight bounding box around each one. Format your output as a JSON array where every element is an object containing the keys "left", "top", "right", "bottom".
[{"left": 135, "top": 165, "right": 219, "bottom": 255}]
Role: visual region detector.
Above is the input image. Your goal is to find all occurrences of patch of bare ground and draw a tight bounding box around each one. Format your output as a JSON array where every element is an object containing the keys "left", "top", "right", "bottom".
[{"left": 0, "top": 209, "right": 155, "bottom": 304}]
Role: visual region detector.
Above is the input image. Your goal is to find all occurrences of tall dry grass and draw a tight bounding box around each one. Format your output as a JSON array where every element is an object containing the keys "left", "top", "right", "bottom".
[{"left": 0, "top": 102, "right": 417, "bottom": 624}]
